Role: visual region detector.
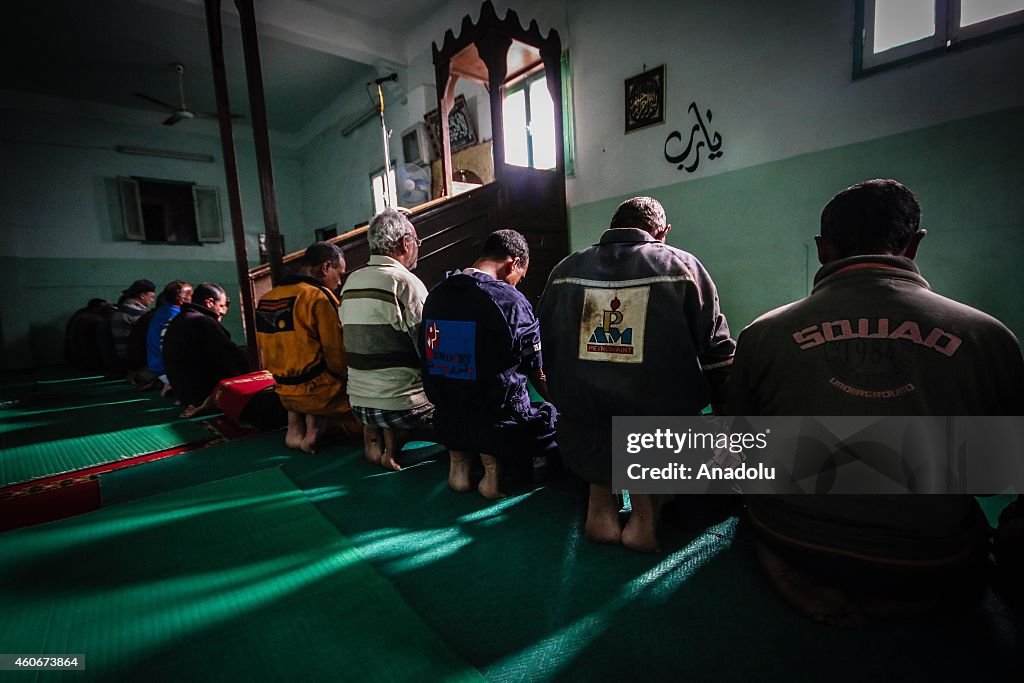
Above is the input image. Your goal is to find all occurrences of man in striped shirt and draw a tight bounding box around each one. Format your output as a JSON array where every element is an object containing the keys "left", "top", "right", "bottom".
[{"left": 340, "top": 209, "right": 433, "bottom": 471}]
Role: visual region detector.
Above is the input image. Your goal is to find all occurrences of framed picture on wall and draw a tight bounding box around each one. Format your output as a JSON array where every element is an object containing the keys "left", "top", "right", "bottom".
[
  {"left": 624, "top": 65, "right": 665, "bottom": 133},
  {"left": 424, "top": 94, "right": 478, "bottom": 157}
]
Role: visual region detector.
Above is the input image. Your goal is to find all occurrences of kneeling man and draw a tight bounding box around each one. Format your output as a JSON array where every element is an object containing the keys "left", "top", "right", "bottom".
[
  {"left": 421, "top": 229, "right": 557, "bottom": 498},
  {"left": 257, "top": 242, "right": 360, "bottom": 452},
  {"left": 340, "top": 209, "right": 434, "bottom": 470}
]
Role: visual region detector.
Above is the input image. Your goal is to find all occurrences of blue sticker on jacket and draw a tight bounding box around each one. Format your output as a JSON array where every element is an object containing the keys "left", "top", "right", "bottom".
[{"left": 425, "top": 319, "right": 476, "bottom": 380}]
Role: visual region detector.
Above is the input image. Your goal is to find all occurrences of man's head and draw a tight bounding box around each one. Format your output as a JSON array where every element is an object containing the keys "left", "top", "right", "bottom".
[
  {"left": 86, "top": 298, "right": 109, "bottom": 314},
  {"left": 610, "top": 196, "right": 671, "bottom": 241},
  {"left": 123, "top": 279, "right": 156, "bottom": 308},
  {"left": 193, "top": 283, "right": 229, "bottom": 321},
  {"left": 302, "top": 242, "right": 346, "bottom": 292},
  {"left": 368, "top": 208, "right": 420, "bottom": 269},
  {"left": 817, "top": 179, "right": 925, "bottom": 263},
  {"left": 475, "top": 229, "right": 530, "bottom": 287},
  {"left": 162, "top": 280, "right": 194, "bottom": 307}
]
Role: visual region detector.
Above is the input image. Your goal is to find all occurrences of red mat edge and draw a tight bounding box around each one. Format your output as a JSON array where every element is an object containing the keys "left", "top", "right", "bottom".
[{"left": 0, "top": 438, "right": 218, "bottom": 532}]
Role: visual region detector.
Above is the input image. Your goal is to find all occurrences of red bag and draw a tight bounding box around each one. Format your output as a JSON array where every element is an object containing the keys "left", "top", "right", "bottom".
[{"left": 212, "top": 370, "right": 276, "bottom": 424}]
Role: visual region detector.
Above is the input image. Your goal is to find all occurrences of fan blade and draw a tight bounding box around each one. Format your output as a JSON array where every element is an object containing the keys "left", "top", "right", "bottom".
[
  {"left": 162, "top": 113, "right": 184, "bottom": 126},
  {"left": 133, "top": 92, "right": 177, "bottom": 110},
  {"left": 194, "top": 111, "right": 245, "bottom": 120}
]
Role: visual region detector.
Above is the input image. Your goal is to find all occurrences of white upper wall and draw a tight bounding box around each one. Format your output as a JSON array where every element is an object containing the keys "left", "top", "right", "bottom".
[
  {"left": 16, "top": 0, "right": 1015, "bottom": 256},
  {"left": 392, "top": 0, "right": 1024, "bottom": 209},
  {"left": 561, "top": 0, "right": 1024, "bottom": 206},
  {"left": 298, "top": 59, "right": 493, "bottom": 234}
]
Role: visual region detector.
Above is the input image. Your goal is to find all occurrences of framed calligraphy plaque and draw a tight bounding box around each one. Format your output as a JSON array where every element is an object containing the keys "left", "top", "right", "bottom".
[
  {"left": 625, "top": 65, "right": 665, "bottom": 133},
  {"left": 424, "top": 94, "right": 478, "bottom": 157}
]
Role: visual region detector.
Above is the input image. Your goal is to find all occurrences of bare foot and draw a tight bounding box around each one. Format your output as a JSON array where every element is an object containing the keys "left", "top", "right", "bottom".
[
  {"left": 299, "top": 414, "right": 323, "bottom": 454},
  {"left": 584, "top": 484, "right": 622, "bottom": 545},
  {"left": 477, "top": 453, "right": 505, "bottom": 499},
  {"left": 755, "top": 541, "right": 866, "bottom": 628},
  {"left": 285, "top": 411, "right": 305, "bottom": 450},
  {"left": 363, "top": 425, "right": 384, "bottom": 465},
  {"left": 180, "top": 394, "right": 216, "bottom": 419},
  {"left": 160, "top": 382, "right": 173, "bottom": 398},
  {"left": 448, "top": 451, "right": 475, "bottom": 492},
  {"left": 621, "top": 494, "right": 667, "bottom": 553},
  {"left": 380, "top": 429, "right": 402, "bottom": 471}
]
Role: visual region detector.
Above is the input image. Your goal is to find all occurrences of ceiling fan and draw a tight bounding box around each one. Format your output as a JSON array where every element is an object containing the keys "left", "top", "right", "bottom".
[{"left": 133, "top": 63, "right": 243, "bottom": 126}]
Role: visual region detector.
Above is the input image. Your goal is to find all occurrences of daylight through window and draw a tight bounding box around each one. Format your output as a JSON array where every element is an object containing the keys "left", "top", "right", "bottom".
[
  {"left": 858, "top": 0, "right": 1024, "bottom": 73},
  {"left": 502, "top": 70, "right": 556, "bottom": 170}
]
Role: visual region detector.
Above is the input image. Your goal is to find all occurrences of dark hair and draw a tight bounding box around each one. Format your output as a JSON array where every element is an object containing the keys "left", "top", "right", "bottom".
[
  {"left": 821, "top": 179, "right": 921, "bottom": 257},
  {"left": 162, "top": 280, "right": 191, "bottom": 304},
  {"left": 86, "top": 298, "right": 108, "bottom": 312},
  {"left": 303, "top": 242, "right": 343, "bottom": 269},
  {"left": 123, "top": 278, "right": 156, "bottom": 297},
  {"left": 610, "top": 196, "right": 667, "bottom": 233},
  {"left": 193, "top": 282, "right": 226, "bottom": 305},
  {"left": 479, "top": 229, "right": 529, "bottom": 262}
]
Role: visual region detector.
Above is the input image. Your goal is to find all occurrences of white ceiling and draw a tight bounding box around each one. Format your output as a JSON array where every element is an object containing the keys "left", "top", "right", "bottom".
[
  {"left": 0, "top": 0, "right": 450, "bottom": 134},
  {"left": 314, "top": 0, "right": 448, "bottom": 35}
]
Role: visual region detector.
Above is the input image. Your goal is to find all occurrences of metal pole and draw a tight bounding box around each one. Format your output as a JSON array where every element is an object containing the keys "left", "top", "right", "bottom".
[
  {"left": 377, "top": 82, "right": 393, "bottom": 208},
  {"left": 203, "top": 0, "right": 258, "bottom": 365},
  {"left": 235, "top": 0, "right": 285, "bottom": 285}
]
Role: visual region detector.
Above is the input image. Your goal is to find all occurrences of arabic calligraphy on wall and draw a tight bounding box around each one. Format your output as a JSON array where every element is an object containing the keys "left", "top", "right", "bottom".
[
  {"left": 625, "top": 65, "right": 665, "bottom": 133},
  {"left": 664, "top": 102, "right": 723, "bottom": 173},
  {"left": 424, "top": 94, "right": 478, "bottom": 157}
]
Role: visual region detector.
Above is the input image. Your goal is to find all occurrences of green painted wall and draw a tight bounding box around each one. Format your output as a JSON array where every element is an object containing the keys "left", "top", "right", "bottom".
[
  {"left": 568, "top": 106, "right": 1024, "bottom": 341},
  {"left": 0, "top": 107, "right": 306, "bottom": 370},
  {"left": 2, "top": 258, "right": 246, "bottom": 369}
]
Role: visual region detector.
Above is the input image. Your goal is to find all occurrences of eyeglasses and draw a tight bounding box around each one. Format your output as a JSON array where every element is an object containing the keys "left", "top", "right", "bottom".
[{"left": 406, "top": 233, "right": 423, "bottom": 247}]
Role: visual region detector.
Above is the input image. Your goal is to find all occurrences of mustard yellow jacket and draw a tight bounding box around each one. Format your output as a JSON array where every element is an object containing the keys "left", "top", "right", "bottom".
[{"left": 255, "top": 275, "right": 349, "bottom": 417}]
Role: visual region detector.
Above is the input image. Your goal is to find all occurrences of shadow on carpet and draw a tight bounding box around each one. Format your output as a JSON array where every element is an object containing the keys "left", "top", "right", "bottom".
[{"left": 0, "top": 468, "right": 484, "bottom": 682}]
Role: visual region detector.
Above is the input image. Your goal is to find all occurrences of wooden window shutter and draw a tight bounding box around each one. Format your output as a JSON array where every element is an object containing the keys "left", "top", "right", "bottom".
[
  {"left": 117, "top": 176, "right": 145, "bottom": 240},
  {"left": 192, "top": 185, "right": 224, "bottom": 243}
]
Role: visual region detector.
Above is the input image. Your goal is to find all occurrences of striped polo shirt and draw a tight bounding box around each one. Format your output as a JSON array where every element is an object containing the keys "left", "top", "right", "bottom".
[{"left": 340, "top": 255, "right": 430, "bottom": 411}]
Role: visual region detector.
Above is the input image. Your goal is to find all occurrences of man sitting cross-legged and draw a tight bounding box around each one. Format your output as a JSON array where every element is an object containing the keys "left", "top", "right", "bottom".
[
  {"left": 163, "top": 282, "right": 250, "bottom": 418},
  {"left": 147, "top": 280, "right": 193, "bottom": 395},
  {"left": 340, "top": 209, "right": 434, "bottom": 471},
  {"left": 256, "top": 242, "right": 360, "bottom": 453},
  {"left": 421, "top": 229, "right": 558, "bottom": 499}
]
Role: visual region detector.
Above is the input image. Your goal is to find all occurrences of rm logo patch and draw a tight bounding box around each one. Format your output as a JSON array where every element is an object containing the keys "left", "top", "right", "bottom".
[{"left": 578, "top": 286, "right": 649, "bottom": 363}]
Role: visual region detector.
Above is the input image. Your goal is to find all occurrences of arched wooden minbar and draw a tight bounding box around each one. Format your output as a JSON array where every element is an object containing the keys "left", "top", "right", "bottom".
[{"left": 247, "top": 1, "right": 569, "bottom": 358}]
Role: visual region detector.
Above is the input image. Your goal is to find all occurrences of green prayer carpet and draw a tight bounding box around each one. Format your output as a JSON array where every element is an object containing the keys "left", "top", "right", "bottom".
[
  {"left": 0, "top": 374, "right": 212, "bottom": 487},
  {"left": 0, "top": 468, "right": 485, "bottom": 683},
  {"left": 102, "top": 437, "right": 1024, "bottom": 682}
]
